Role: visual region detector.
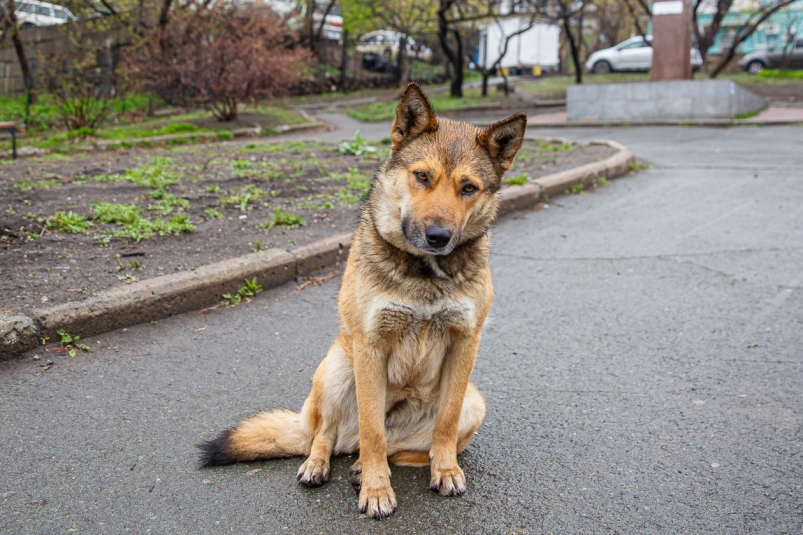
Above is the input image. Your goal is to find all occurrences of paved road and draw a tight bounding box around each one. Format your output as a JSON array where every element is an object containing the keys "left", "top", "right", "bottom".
[{"left": 2, "top": 125, "right": 802, "bottom": 534}]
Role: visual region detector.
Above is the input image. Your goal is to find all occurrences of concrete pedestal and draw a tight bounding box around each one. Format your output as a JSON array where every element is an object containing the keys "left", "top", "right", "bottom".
[{"left": 567, "top": 80, "right": 766, "bottom": 123}]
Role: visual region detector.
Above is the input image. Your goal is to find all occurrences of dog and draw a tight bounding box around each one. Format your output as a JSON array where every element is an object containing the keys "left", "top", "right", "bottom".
[{"left": 199, "top": 83, "right": 526, "bottom": 519}]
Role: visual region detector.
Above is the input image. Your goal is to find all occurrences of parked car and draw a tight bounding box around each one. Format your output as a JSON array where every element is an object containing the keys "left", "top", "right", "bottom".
[
  {"left": 7, "top": 0, "right": 76, "bottom": 27},
  {"left": 356, "top": 30, "right": 433, "bottom": 62},
  {"left": 257, "top": 0, "right": 342, "bottom": 41},
  {"left": 740, "top": 39, "right": 803, "bottom": 74},
  {"left": 476, "top": 17, "right": 560, "bottom": 72},
  {"left": 584, "top": 36, "right": 703, "bottom": 74}
]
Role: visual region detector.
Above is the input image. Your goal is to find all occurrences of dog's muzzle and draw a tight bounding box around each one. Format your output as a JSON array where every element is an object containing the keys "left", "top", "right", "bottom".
[{"left": 402, "top": 219, "right": 458, "bottom": 255}]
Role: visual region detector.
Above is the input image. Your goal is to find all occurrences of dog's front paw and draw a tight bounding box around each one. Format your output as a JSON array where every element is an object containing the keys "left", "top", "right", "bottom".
[
  {"left": 429, "top": 463, "right": 466, "bottom": 497},
  {"left": 296, "top": 457, "right": 330, "bottom": 488},
  {"left": 359, "top": 486, "right": 397, "bottom": 519},
  {"left": 352, "top": 468, "right": 396, "bottom": 519}
]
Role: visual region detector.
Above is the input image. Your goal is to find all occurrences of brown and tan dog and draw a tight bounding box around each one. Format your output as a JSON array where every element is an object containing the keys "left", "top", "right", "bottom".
[{"left": 199, "top": 83, "right": 526, "bottom": 519}]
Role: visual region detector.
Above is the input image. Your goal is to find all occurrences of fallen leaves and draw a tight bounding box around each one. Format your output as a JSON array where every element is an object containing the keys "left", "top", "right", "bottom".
[
  {"left": 746, "top": 343, "right": 758, "bottom": 348},
  {"left": 295, "top": 273, "right": 337, "bottom": 294}
]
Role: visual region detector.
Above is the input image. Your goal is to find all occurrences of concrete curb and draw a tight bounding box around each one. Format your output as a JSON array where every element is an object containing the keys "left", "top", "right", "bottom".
[
  {"left": 0, "top": 137, "right": 633, "bottom": 360},
  {"left": 482, "top": 119, "right": 803, "bottom": 128}
]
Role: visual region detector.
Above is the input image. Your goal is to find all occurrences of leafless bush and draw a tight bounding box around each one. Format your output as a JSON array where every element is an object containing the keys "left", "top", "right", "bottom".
[{"left": 126, "top": 6, "right": 310, "bottom": 121}]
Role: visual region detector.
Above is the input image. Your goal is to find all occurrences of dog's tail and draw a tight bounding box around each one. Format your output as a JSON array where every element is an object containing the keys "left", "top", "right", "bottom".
[{"left": 198, "top": 409, "right": 312, "bottom": 468}]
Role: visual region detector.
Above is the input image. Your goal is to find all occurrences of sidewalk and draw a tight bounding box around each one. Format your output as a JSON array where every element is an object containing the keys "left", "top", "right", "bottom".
[{"left": 524, "top": 106, "right": 803, "bottom": 127}]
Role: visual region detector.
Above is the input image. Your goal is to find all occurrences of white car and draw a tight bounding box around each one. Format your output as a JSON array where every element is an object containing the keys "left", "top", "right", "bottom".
[
  {"left": 357, "top": 30, "right": 433, "bottom": 62},
  {"left": 585, "top": 36, "right": 703, "bottom": 74},
  {"left": 10, "top": 0, "right": 76, "bottom": 27}
]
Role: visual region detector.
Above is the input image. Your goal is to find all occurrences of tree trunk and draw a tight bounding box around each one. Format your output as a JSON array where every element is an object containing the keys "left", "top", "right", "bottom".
[
  {"left": 563, "top": 16, "right": 582, "bottom": 84},
  {"left": 158, "top": 0, "right": 173, "bottom": 28},
  {"left": 305, "top": 0, "right": 315, "bottom": 51},
  {"left": 339, "top": 29, "right": 349, "bottom": 93},
  {"left": 450, "top": 29, "right": 464, "bottom": 98},
  {"left": 481, "top": 72, "right": 489, "bottom": 96},
  {"left": 437, "top": 0, "right": 463, "bottom": 98},
  {"left": 6, "top": 0, "right": 34, "bottom": 102},
  {"left": 397, "top": 34, "right": 410, "bottom": 89},
  {"left": 694, "top": 0, "right": 734, "bottom": 63}
]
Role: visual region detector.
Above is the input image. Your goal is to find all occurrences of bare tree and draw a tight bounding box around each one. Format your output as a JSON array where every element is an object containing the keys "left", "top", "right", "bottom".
[
  {"left": 693, "top": 0, "right": 735, "bottom": 63},
  {"left": 708, "top": 0, "right": 798, "bottom": 77},
  {"left": 438, "top": 0, "right": 466, "bottom": 98},
  {"left": 1, "top": 0, "right": 35, "bottom": 103},
  {"left": 360, "top": 0, "right": 437, "bottom": 88},
  {"left": 477, "top": 12, "right": 540, "bottom": 96},
  {"left": 126, "top": 6, "right": 310, "bottom": 121},
  {"left": 553, "top": 0, "right": 594, "bottom": 83}
]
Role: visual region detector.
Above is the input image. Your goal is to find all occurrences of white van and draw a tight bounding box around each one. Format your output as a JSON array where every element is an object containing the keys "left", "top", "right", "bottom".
[{"left": 10, "top": 0, "right": 76, "bottom": 27}]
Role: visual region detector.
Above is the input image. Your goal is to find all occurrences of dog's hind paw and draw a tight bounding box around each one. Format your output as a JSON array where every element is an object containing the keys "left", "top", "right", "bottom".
[
  {"left": 348, "top": 460, "right": 362, "bottom": 494},
  {"left": 296, "top": 457, "right": 330, "bottom": 488},
  {"left": 429, "top": 465, "right": 466, "bottom": 497}
]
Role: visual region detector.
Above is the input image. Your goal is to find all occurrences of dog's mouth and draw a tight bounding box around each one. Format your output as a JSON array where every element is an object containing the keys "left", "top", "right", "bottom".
[{"left": 401, "top": 218, "right": 459, "bottom": 256}]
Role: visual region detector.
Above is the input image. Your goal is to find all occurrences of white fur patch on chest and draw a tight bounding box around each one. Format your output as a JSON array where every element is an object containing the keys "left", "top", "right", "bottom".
[{"left": 364, "top": 294, "right": 477, "bottom": 335}]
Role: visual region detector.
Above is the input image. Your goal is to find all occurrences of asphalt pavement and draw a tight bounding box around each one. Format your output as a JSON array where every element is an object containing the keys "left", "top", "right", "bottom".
[{"left": 1, "top": 123, "right": 802, "bottom": 534}]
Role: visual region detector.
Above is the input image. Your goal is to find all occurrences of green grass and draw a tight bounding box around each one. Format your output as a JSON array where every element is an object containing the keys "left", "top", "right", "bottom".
[
  {"left": 9, "top": 104, "right": 310, "bottom": 155},
  {"left": 757, "top": 69, "right": 803, "bottom": 80},
  {"left": 14, "top": 178, "right": 61, "bottom": 190},
  {"left": 95, "top": 157, "right": 182, "bottom": 190},
  {"left": 260, "top": 209, "right": 306, "bottom": 230},
  {"left": 221, "top": 184, "right": 272, "bottom": 212},
  {"left": 44, "top": 211, "right": 92, "bottom": 234},
  {"left": 95, "top": 122, "right": 207, "bottom": 140},
  {"left": 222, "top": 277, "right": 264, "bottom": 306},
  {"left": 503, "top": 173, "right": 528, "bottom": 186},
  {"left": 0, "top": 93, "right": 161, "bottom": 133},
  {"left": 66, "top": 201, "right": 199, "bottom": 243},
  {"left": 735, "top": 110, "right": 760, "bottom": 120},
  {"left": 91, "top": 201, "right": 195, "bottom": 242},
  {"left": 347, "top": 88, "right": 503, "bottom": 122},
  {"left": 518, "top": 73, "right": 651, "bottom": 99}
]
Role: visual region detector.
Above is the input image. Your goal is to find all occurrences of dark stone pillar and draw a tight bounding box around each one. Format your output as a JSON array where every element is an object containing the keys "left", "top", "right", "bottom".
[{"left": 651, "top": 0, "right": 692, "bottom": 81}]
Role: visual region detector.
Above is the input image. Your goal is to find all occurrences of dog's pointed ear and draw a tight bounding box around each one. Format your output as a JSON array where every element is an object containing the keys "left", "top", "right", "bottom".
[
  {"left": 391, "top": 83, "right": 437, "bottom": 148},
  {"left": 477, "top": 112, "right": 527, "bottom": 175}
]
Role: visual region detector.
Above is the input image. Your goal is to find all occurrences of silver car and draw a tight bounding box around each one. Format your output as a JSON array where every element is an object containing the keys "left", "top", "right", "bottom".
[
  {"left": 585, "top": 36, "right": 703, "bottom": 74},
  {"left": 739, "top": 39, "right": 803, "bottom": 74}
]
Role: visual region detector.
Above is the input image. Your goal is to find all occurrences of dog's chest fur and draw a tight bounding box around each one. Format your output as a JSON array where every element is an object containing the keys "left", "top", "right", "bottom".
[{"left": 368, "top": 293, "right": 476, "bottom": 394}]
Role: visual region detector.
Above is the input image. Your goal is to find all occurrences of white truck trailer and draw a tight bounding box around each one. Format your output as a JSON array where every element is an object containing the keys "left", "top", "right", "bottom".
[{"left": 477, "top": 17, "right": 560, "bottom": 73}]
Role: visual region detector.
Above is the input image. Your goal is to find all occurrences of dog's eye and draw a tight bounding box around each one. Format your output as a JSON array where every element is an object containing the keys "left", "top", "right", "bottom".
[
  {"left": 414, "top": 171, "right": 428, "bottom": 184},
  {"left": 462, "top": 183, "right": 478, "bottom": 194}
]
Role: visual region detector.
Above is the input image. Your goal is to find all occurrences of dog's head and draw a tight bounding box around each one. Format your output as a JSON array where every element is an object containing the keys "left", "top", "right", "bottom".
[{"left": 372, "top": 83, "right": 526, "bottom": 257}]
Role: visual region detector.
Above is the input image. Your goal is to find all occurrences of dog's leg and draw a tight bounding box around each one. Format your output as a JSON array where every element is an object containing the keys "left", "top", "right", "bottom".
[
  {"left": 456, "top": 382, "right": 486, "bottom": 454},
  {"left": 384, "top": 382, "right": 486, "bottom": 466},
  {"left": 296, "top": 340, "right": 351, "bottom": 487},
  {"left": 429, "top": 331, "right": 482, "bottom": 496},
  {"left": 352, "top": 334, "right": 397, "bottom": 519}
]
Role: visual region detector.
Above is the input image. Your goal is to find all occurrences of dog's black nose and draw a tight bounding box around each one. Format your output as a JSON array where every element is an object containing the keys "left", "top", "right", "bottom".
[{"left": 425, "top": 226, "right": 452, "bottom": 248}]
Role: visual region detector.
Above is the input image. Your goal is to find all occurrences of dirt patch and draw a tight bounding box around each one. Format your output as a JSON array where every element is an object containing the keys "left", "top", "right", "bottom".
[
  {"left": 740, "top": 84, "right": 803, "bottom": 102},
  {"left": 0, "top": 138, "right": 615, "bottom": 315},
  {"left": 187, "top": 112, "right": 307, "bottom": 132}
]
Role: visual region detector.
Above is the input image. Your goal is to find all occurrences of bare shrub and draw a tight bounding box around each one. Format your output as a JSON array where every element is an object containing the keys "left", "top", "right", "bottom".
[{"left": 127, "top": 6, "right": 310, "bottom": 121}]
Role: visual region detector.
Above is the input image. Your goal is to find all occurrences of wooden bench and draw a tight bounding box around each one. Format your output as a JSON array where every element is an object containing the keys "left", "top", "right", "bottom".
[{"left": 0, "top": 122, "right": 17, "bottom": 159}]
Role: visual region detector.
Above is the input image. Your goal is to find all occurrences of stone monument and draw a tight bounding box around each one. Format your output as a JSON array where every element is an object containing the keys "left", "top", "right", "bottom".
[
  {"left": 566, "top": 0, "right": 766, "bottom": 124},
  {"left": 651, "top": 0, "right": 692, "bottom": 80}
]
